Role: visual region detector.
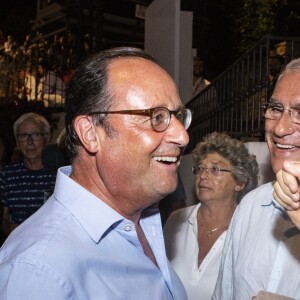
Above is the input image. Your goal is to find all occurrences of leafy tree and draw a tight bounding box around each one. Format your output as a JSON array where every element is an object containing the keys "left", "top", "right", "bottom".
[{"left": 235, "top": 0, "right": 300, "bottom": 53}]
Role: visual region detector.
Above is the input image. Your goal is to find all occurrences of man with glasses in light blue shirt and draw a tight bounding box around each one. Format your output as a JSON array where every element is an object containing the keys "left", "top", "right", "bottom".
[
  {"left": 213, "top": 58, "right": 300, "bottom": 299},
  {"left": 0, "top": 47, "right": 191, "bottom": 299}
]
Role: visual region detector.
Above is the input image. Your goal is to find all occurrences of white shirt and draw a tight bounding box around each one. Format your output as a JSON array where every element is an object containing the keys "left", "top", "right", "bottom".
[
  {"left": 213, "top": 182, "right": 300, "bottom": 300},
  {"left": 164, "top": 203, "right": 227, "bottom": 300}
]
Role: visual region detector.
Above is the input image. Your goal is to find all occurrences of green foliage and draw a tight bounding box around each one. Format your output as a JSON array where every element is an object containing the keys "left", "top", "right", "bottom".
[{"left": 235, "top": 0, "right": 299, "bottom": 53}]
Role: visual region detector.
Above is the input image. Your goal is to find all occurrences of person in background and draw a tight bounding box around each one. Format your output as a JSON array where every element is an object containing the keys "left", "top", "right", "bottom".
[
  {"left": 213, "top": 57, "right": 300, "bottom": 299},
  {"left": 0, "top": 47, "right": 191, "bottom": 299},
  {"left": 15, "top": 67, "right": 36, "bottom": 101},
  {"left": 37, "top": 60, "right": 65, "bottom": 107},
  {"left": 0, "top": 112, "right": 56, "bottom": 237},
  {"left": 3, "top": 35, "right": 15, "bottom": 55},
  {"left": 192, "top": 56, "right": 210, "bottom": 97},
  {"left": 164, "top": 132, "right": 258, "bottom": 300}
]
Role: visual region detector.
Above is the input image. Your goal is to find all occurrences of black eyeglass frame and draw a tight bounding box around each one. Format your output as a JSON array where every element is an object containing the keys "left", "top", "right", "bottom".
[
  {"left": 16, "top": 132, "right": 48, "bottom": 142},
  {"left": 88, "top": 106, "right": 192, "bottom": 132}
]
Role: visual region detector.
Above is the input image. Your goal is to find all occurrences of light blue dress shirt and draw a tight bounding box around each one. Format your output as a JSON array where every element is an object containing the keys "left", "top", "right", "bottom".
[
  {"left": 0, "top": 166, "right": 187, "bottom": 300},
  {"left": 213, "top": 182, "right": 300, "bottom": 300}
]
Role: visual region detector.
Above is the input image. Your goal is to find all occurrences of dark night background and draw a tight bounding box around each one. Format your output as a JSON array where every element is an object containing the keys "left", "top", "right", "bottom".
[
  {"left": 0, "top": 0, "right": 240, "bottom": 80},
  {"left": 1, "top": 0, "right": 299, "bottom": 80},
  {"left": 0, "top": 0, "right": 37, "bottom": 41}
]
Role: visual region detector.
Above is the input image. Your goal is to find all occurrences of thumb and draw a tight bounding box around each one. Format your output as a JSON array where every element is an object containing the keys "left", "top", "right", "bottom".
[{"left": 283, "top": 161, "right": 300, "bottom": 178}]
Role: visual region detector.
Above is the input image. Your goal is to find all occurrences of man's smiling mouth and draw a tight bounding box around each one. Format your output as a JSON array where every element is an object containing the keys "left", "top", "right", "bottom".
[
  {"left": 153, "top": 156, "right": 178, "bottom": 163},
  {"left": 276, "top": 143, "right": 299, "bottom": 149}
]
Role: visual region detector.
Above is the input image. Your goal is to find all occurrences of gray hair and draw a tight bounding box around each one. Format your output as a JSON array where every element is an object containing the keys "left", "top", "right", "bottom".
[
  {"left": 192, "top": 132, "right": 259, "bottom": 203},
  {"left": 277, "top": 57, "right": 300, "bottom": 82},
  {"left": 13, "top": 112, "right": 50, "bottom": 139}
]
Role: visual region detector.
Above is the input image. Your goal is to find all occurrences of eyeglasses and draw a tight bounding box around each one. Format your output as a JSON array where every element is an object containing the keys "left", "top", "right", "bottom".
[
  {"left": 88, "top": 106, "right": 192, "bottom": 132},
  {"left": 192, "top": 165, "right": 234, "bottom": 176},
  {"left": 262, "top": 102, "right": 300, "bottom": 124},
  {"left": 17, "top": 132, "right": 47, "bottom": 142}
]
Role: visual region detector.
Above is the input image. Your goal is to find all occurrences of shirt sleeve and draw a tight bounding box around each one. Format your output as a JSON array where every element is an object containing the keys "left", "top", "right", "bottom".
[{"left": 0, "top": 262, "right": 73, "bottom": 300}]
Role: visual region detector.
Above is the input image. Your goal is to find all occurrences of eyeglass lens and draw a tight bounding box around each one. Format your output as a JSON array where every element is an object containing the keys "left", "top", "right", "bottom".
[
  {"left": 193, "top": 165, "right": 231, "bottom": 176},
  {"left": 264, "top": 103, "right": 300, "bottom": 124},
  {"left": 17, "top": 133, "right": 44, "bottom": 141},
  {"left": 151, "top": 108, "right": 192, "bottom": 132},
  {"left": 151, "top": 109, "right": 170, "bottom": 131}
]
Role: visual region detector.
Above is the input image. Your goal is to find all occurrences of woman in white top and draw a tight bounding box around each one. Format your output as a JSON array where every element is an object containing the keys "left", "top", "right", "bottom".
[{"left": 164, "top": 132, "right": 258, "bottom": 300}]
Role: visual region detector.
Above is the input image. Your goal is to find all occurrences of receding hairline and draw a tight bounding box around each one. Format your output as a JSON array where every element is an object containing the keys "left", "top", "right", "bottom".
[{"left": 107, "top": 56, "right": 174, "bottom": 86}]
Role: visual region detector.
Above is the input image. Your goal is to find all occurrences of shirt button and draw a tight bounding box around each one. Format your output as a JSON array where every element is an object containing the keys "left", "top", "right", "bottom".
[
  {"left": 152, "top": 226, "right": 156, "bottom": 236},
  {"left": 124, "top": 224, "right": 132, "bottom": 231}
]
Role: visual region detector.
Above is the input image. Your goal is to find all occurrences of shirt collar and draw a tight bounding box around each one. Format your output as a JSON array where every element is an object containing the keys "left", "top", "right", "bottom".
[
  {"left": 188, "top": 203, "right": 201, "bottom": 225},
  {"left": 54, "top": 166, "right": 124, "bottom": 244}
]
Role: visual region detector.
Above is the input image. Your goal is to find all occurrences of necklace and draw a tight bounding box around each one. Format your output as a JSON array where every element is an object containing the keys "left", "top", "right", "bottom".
[
  {"left": 206, "top": 225, "right": 224, "bottom": 237},
  {"left": 202, "top": 219, "right": 229, "bottom": 238},
  {"left": 198, "top": 209, "right": 231, "bottom": 238}
]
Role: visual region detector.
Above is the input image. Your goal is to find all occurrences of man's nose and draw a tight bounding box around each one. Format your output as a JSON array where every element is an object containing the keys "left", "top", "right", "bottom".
[
  {"left": 273, "top": 111, "right": 295, "bottom": 137},
  {"left": 165, "top": 116, "right": 190, "bottom": 147}
]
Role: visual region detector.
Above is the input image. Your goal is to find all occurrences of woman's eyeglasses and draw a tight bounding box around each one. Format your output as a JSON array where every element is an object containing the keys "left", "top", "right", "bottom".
[{"left": 192, "top": 165, "right": 234, "bottom": 176}]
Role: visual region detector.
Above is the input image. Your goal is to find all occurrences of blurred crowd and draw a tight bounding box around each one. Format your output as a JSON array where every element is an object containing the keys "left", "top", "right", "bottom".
[{"left": 0, "top": 29, "right": 96, "bottom": 106}]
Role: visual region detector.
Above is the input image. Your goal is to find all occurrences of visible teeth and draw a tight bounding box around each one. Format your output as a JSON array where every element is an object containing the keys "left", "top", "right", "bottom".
[
  {"left": 276, "top": 143, "right": 295, "bottom": 149},
  {"left": 153, "top": 156, "right": 177, "bottom": 162}
]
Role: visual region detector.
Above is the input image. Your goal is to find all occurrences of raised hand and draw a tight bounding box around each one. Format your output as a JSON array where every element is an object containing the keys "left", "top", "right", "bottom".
[{"left": 273, "top": 161, "right": 300, "bottom": 229}]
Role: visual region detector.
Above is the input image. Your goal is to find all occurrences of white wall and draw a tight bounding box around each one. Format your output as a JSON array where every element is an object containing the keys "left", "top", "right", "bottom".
[
  {"left": 179, "top": 11, "right": 193, "bottom": 104},
  {"left": 145, "top": 0, "right": 180, "bottom": 84},
  {"left": 145, "top": 0, "right": 193, "bottom": 104}
]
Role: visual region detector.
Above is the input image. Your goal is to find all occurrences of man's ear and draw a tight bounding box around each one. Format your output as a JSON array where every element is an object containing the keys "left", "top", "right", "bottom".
[{"left": 73, "top": 115, "right": 100, "bottom": 154}]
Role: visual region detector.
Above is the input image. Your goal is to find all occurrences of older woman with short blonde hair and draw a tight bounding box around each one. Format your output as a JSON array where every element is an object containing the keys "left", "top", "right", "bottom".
[{"left": 164, "top": 132, "right": 258, "bottom": 300}]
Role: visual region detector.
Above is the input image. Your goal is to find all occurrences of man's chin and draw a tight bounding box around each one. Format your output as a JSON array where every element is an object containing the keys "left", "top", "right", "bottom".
[
  {"left": 163, "top": 181, "right": 179, "bottom": 198},
  {"left": 271, "top": 156, "right": 284, "bottom": 174}
]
